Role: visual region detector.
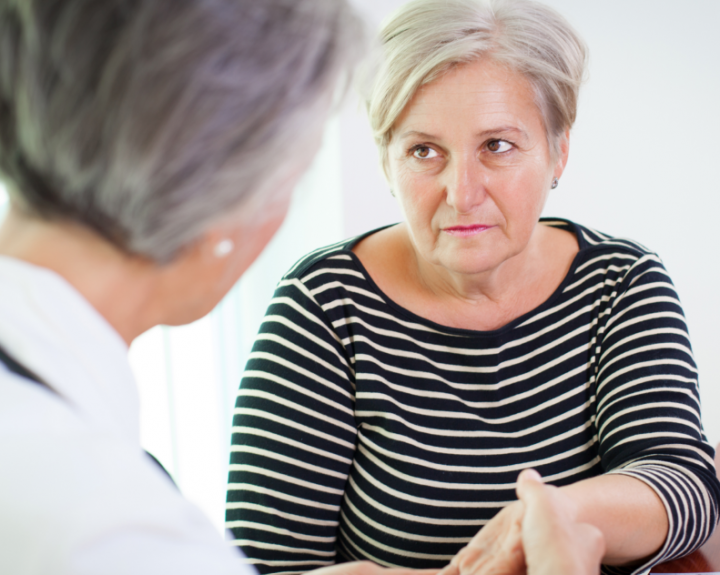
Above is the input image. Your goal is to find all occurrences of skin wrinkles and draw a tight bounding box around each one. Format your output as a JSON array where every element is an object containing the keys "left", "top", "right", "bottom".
[
  {"left": 354, "top": 58, "right": 576, "bottom": 330},
  {"left": 391, "top": 72, "right": 553, "bottom": 277}
]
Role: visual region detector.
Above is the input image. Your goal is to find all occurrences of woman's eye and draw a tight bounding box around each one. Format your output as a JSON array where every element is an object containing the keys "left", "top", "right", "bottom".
[
  {"left": 487, "top": 140, "right": 512, "bottom": 153},
  {"left": 412, "top": 146, "right": 438, "bottom": 159}
]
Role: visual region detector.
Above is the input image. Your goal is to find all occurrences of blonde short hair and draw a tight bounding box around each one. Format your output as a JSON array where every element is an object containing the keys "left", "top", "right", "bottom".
[{"left": 366, "top": 0, "right": 587, "bottom": 175}]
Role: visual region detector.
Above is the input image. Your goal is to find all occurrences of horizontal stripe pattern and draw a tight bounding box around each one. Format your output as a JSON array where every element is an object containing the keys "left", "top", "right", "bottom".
[{"left": 226, "top": 219, "right": 720, "bottom": 575}]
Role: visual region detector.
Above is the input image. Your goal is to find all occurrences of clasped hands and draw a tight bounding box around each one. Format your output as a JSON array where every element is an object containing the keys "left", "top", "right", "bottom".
[
  {"left": 439, "top": 469, "right": 605, "bottom": 575},
  {"left": 317, "top": 469, "right": 605, "bottom": 575}
]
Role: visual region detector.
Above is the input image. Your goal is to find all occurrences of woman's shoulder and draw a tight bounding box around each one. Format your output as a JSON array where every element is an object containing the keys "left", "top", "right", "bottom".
[
  {"left": 281, "top": 224, "right": 398, "bottom": 282},
  {"left": 545, "top": 219, "right": 669, "bottom": 298},
  {"left": 544, "top": 218, "right": 659, "bottom": 260}
]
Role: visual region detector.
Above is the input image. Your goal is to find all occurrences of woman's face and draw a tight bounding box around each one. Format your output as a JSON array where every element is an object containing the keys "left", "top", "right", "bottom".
[{"left": 387, "top": 59, "right": 567, "bottom": 278}]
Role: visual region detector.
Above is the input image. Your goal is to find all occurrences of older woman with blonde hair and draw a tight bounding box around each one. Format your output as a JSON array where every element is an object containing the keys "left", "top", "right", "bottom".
[{"left": 226, "top": 0, "right": 720, "bottom": 574}]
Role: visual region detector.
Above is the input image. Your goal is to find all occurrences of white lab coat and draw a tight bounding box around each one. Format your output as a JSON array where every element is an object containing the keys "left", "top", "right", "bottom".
[{"left": 0, "top": 256, "right": 255, "bottom": 575}]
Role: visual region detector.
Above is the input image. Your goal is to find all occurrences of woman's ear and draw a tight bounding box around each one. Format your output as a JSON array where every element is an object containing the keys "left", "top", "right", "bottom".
[
  {"left": 193, "top": 226, "right": 238, "bottom": 264},
  {"left": 554, "top": 129, "right": 571, "bottom": 179}
]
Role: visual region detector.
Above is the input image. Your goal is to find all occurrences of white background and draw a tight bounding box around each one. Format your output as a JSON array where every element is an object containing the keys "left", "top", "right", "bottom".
[{"left": 1, "top": 0, "right": 718, "bottom": 534}]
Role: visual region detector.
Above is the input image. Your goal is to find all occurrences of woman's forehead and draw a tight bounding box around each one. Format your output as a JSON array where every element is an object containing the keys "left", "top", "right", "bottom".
[{"left": 393, "top": 60, "right": 542, "bottom": 140}]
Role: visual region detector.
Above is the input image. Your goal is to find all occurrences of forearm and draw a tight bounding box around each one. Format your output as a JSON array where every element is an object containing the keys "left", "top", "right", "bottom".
[
  {"left": 587, "top": 253, "right": 720, "bottom": 566},
  {"left": 439, "top": 472, "right": 667, "bottom": 575},
  {"left": 561, "top": 474, "right": 668, "bottom": 566}
]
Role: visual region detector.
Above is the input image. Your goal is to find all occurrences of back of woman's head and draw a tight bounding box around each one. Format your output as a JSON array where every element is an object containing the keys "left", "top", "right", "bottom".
[
  {"left": 0, "top": 0, "right": 362, "bottom": 263},
  {"left": 367, "top": 0, "right": 587, "bottom": 173}
]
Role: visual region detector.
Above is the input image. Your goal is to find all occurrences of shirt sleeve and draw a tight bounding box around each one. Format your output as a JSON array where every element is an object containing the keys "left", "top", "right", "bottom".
[
  {"left": 226, "top": 277, "right": 357, "bottom": 575},
  {"left": 593, "top": 252, "right": 720, "bottom": 575}
]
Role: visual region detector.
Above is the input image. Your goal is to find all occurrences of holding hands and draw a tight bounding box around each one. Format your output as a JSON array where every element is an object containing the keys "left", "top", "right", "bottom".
[
  {"left": 438, "top": 469, "right": 605, "bottom": 575},
  {"left": 517, "top": 469, "right": 605, "bottom": 575},
  {"left": 333, "top": 469, "right": 605, "bottom": 575},
  {"left": 313, "top": 563, "right": 439, "bottom": 575}
]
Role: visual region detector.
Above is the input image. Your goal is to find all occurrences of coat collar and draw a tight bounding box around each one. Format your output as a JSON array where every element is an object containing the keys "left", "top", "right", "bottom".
[{"left": 0, "top": 256, "right": 140, "bottom": 444}]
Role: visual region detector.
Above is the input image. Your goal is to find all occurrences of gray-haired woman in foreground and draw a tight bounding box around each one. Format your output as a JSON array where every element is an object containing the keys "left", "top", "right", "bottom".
[{"left": 0, "top": 1, "right": 428, "bottom": 574}]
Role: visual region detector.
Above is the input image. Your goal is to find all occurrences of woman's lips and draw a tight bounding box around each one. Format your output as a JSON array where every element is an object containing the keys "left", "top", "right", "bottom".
[{"left": 442, "top": 224, "right": 493, "bottom": 237}]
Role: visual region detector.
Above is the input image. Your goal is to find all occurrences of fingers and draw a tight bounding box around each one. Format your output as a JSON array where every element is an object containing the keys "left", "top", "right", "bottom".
[
  {"left": 436, "top": 560, "right": 459, "bottom": 575},
  {"left": 575, "top": 523, "right": 606, "bottom": 567},
  {"left": 515, "top": 468, "right": 544, "bottom": 502},
  {"left": 368, "top": 565, "right": 440, "bottom": 575},
  {"left": 516, "top": 468, "right": 577, "bottom": 524},
  {"left": 516, "top": 469, "right": 606, "bottom": 575},
  {"left": 310, "top": 560, "right": 390, "bottom": 575},
  {"left": 518, "top": 468, "right": 542, "bottom": 484},
  {"left": 441, "top": 502, "right": 527, "bottom": 575},
  {"left": 310, "top": 562, "right": 442, "bottom": 575},
  {"left": 309, "top": 561, "right": 375, "bottom": 575}
]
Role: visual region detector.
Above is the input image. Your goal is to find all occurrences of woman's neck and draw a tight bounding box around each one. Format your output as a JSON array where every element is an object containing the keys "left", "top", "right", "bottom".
[
  {"left": 409, "top": 228, "right": 546, "bottom": 306},
  {"left": 354, "top": 222, "right": 578, "bottom": 331},
  {"left": 0, "top": 208, "right": 162, "bottom": 345}
]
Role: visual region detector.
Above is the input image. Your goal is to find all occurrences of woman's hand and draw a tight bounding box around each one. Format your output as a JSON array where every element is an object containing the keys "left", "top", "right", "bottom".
[
  {"left": 438, "top": 499, "right": 526, "bottom": 575},
  {"left": 438, "top": 469, "right": 607, "bottom": 575},
  {"left": 311, "top": 562, "right": 439, "bottom": 575},
  {"left": 517, "top": 469, "right": 605, "bottom": 575}
]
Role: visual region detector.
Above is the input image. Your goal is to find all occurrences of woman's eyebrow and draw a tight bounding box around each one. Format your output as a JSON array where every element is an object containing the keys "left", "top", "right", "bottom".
[
  {"left": 397, "top": 130, "right": 439, "bottom": 141},
  {"left": 397, "top": 126, "right": 527, "bottom": 141},
  {"left": 477, "top": 126, "right": 527, "bottom": 139}
]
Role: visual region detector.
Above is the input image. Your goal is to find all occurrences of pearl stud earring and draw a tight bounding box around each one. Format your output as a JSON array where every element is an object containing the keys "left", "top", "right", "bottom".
[{"left": 213, "top": 239, "right": 235, "bottom": 258}]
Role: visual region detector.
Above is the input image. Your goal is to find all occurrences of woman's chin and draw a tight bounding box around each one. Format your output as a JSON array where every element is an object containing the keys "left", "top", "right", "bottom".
[
  {"left": 431, "top": 246, "right": 513, "bottom": 278},
  {"left": 433, "top": 258, "right": 507, "bottom": 278}
]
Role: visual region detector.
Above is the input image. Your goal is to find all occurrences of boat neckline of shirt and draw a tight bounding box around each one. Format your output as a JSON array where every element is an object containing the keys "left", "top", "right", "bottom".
[{"left": 328, "top": 217, "right": 609, "bottom": 338}]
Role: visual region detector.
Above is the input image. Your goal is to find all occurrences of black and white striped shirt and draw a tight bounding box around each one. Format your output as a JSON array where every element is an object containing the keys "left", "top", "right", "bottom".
[{"left": 226, "top": 219, "right": 720, "bottom": 575}]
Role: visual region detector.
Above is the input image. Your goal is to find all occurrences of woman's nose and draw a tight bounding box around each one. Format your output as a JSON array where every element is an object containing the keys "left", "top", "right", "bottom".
[{"left": 444, "top": 156, "right": 488, "bottom": 214}]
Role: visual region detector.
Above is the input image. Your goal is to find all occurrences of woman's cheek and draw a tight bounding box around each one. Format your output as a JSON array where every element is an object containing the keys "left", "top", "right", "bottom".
[
  {"left": 397, "top": 175, "right": 439, "bottom": 223},
  {"left": 391, "top": 165, "right": 418, "bottom": 205}
]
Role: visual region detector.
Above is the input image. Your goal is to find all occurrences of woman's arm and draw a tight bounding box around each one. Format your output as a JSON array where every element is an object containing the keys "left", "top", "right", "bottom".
[
  {"left": 436, "top": 474, "right": 661, "bottom": 575},
  {"left": 560, "top": 474, "right": 666, "bottom": 565},
  {"left": 439, "top": 251, "right": 720, "bottom": 575},
  {"left": 437, "top": 473, "right": 668, "bottom": 575},
  {"left": 226, "top": 274, "right": 357, "bottom": 574},
  {"left": 590, "top": 252, "right": 720, "bottom": 569}
]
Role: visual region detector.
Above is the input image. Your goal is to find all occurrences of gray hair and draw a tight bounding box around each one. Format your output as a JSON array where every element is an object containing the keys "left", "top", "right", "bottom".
[
  {"left": 366, "top": 0, "right": 587, "bottom": 175},
  {"left": 0, "top": 0, "right": 362, "bottom": 263}
]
